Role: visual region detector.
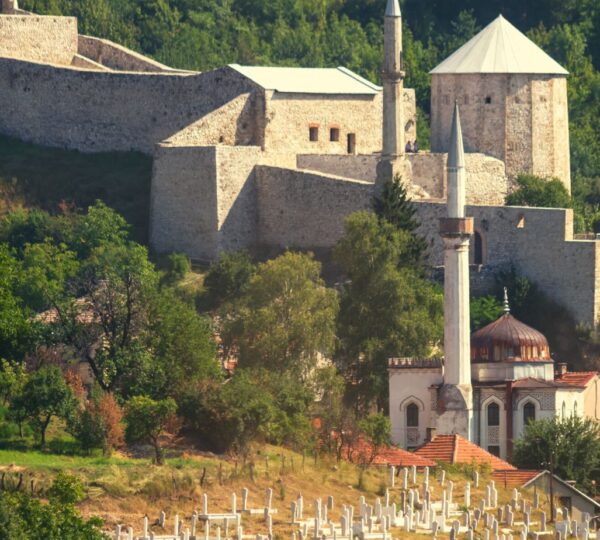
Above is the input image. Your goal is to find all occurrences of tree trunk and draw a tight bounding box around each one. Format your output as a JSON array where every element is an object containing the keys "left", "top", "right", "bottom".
[{"left": 153, "top": 439, "right": 164, "bottom": 465}]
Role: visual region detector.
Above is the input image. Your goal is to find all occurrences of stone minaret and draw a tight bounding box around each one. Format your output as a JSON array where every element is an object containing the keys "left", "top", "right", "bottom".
[
  {"left": 436, "top": 102, "right": 474, "bottom": 439},
  {"left": 382, "top": 0, "right": 405, "bottom": 158}
]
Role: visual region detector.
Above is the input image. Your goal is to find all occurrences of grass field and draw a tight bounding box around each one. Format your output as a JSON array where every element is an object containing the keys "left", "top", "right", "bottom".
[{"left": 0, "top": 135, "right": 152, "bottom": 243}]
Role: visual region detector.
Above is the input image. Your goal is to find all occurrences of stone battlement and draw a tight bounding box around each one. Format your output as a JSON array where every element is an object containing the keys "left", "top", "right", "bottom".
[{"left": 388, "top": 358, "right": 444, "bottom": 369}]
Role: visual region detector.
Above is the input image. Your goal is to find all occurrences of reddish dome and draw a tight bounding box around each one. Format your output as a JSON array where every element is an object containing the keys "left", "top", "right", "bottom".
[{"left": 471, "top": 313, "right": 551, "bottom": 363}]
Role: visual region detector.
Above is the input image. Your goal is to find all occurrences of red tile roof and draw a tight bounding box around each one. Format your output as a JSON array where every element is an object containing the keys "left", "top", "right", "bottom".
[
  {"left": 345, "top": 438, "right": 436, "bottom": 468},
  {"left": 492, "top": 469, "right": 542, "bottom": 487},
  {"left": 414, "top": 435, "right": 516, "bottom": 471},
  {"left": 555, "top": 372, "right": 597, "bottom": 387}
]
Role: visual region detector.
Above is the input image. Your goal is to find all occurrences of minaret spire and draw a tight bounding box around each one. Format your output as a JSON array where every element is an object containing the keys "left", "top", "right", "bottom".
[
  {"left": 382, "top": 0, "right": 405, "bottom": 158},
  {"left": 503, "top": 287, "right": 510, "bottom": 314},
  {"left": 437, "top": 103, "right": 474, "bottom": 440}
]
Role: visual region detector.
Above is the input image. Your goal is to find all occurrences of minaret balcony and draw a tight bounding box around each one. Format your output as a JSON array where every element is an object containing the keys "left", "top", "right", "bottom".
[{"left": 439, "top": 217, "right": 474, "bottom": 237}]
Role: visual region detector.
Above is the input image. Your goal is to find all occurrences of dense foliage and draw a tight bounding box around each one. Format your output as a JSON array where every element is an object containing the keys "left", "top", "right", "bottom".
[
  {"left": 514, "top": 416, "right": 600, "bottom": 493},
  {"left": 0, "top": 474, "right": 107, "bottom": 539},
  {"left": 506, "top": 175, "right": 573, "bottom": 209}
]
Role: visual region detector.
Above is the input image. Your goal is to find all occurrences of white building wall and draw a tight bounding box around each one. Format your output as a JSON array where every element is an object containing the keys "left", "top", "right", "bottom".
[{"left": 388, "top": 368, "right": 443, "bottom": 448}]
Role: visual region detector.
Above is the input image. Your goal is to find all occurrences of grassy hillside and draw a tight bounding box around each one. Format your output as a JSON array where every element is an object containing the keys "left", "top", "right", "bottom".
[
  {"left": 0, "top": 443, "right": 541, "bottom": 538},
  {"left": 0, "top": 135, "right": 152, "bottom": 243}
]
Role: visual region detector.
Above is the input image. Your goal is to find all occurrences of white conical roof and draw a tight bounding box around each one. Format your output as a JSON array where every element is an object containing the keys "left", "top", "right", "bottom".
[
  {"left": 431, "top": 15, "right": 568, "bottom": 75},
  {"left": 386, "top": 0, "right": 401, "bottom": 17}
]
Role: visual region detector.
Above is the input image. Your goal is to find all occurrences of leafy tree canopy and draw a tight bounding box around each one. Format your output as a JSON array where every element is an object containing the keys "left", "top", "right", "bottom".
[{"left": 506, "top": 174, "right": 573, "bottom": 209}]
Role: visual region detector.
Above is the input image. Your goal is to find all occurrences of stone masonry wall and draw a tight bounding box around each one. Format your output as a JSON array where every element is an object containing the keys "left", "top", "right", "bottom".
[
  {"left": 150, "top": 145, "right": 219, "bottom": 261},
  {"left": 262, "top": 89, "right": 416, "bottom": 156},
  {"left": 295, "top": 152, "right": 508, "bottom": 204},
  {"left": 256, "top": 166, "right": 372, "bottom": 249},
  {"left": 0, "top": 61, "right": 257, "bottom": 153},
  {"left": 296, "top": 154, "right": 380, "bottom": 182},
  {"left": 431, "top": 73, "right": 570, "bottom": 190},
  {"left": 0, "top": 15, "right": 77, "bottom": 65},
  {"left": 255, "top": 170, "right": 598, "bottom": 324},
  {"left": 165, "top": 93, "right": 260, "bottom": 147},
  {"left": 151, "top": 144, "right": 261, "bottom": 261},
  {"left": 77, "top": 35, "right": 177, "bottom": 73}
]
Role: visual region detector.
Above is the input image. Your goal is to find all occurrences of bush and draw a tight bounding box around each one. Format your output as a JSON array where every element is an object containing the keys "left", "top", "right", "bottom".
[
  {"left": 505, "top": 174, "right": 572, "bottom": 208},
  {"left": 203, "top": 251, "right": 256, "bottom": 310},
  {"left": 160, "top": 252, "right": 191, "bottom": 285}
]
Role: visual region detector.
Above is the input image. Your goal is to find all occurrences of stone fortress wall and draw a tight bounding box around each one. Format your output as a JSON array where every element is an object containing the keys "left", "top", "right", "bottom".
[
  {"left": 0, "top": 14, "right": 77, "bottom": 65},
  {"left": 431, "top": 74, "right": 571, "bottom": 190}
]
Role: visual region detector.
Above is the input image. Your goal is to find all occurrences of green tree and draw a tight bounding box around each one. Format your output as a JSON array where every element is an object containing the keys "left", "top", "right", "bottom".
[
  {"left": 358, "top": 412, "right": 391, "bottom": 465},
  {"left": 0, "top": 359, "right": 27, "bottom": 406},
  {"left": 470, "top": 295, "right": 503, "bottom": 331},
  {"left": 513, "top": 416, "right": 600, "bottom": 493},
  {"left": 506, "top": 174, "right": 573, "bottom": 208},
  {"left": 10, "top": 366, "right": 77, "bottom": 447},
  {"left": 373, "top": 174, "right": 428, "bottom": 270},
  {"left": 335, "top": 212, "right": 443, "bottom": 411},
  {"left": 222, "top": 252, "right": 338, "bottom": 377},
  {"left": 125, "top": 396, "right": 177, "bottom": 465},
  {"left": 203, "top": 250, "right": 256, "bottom": 310}
]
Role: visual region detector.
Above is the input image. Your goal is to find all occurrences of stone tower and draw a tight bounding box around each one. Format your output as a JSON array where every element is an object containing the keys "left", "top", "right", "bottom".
[
  {"left": 430, "top": 15, "right": 571, "bottom": 191},
  {"left": 382, "top": 0, "right": 405, "bottom": 158},
  {"left": 437, "top": 102, "right": 474, "bottom": 439}
]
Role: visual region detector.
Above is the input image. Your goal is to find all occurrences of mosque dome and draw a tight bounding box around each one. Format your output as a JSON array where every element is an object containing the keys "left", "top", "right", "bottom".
[{"left": 470, "top": 295, "right": 551, "bottom": 363}]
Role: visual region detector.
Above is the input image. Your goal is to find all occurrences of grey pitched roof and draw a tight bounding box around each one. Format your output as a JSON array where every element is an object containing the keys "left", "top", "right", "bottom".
[
  {"left": 228, "top": 64, "right": 381, "bottom": 95},
  {"left": 385, "top": 0, "right": 401, "bottom": 17},
  {"left": 431, "top": 15, "right": 568, "bottom": 75},
  {"left": 448, "top": 102, "right": 465, "bottom": 168}
]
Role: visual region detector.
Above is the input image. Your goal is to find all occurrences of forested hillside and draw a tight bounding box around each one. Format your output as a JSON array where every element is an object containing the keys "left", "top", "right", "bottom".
[{"left": 17, "top": 0, "right": 600, "bottom": 227}]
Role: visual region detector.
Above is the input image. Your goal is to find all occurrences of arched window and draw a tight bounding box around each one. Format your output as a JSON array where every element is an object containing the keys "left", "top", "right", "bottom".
[
  {"left": 474, "top": 232, "right": 483, "bottom": 265},
  {"left": 523, "top": 402, "right": 536, "bottom": 425},
  {"left": 406, "top": 403, "right": 419, "bottom": 427},
  {"left": 562, "top": 401, "right": 566, "bottom": 418},
  {"left": 487, "top": 402, "right": 500, "bottom": 426}
]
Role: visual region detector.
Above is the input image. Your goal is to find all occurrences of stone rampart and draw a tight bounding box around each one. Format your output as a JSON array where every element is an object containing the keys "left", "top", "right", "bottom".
[
  {"left": 151, "top": 144, "right": 261, "bottom": 261},
  {"left": 165, "top": 93, "right": 259, "bottom": 147},
  {"left": 0, "top": 14, "right": 77, "bottom": 65},
  {"left": 256, "top": 166, "right": 372, "bottom": 249},
  {"left": 296, "top": 154, "right": 379, "bottom": 182},
  {"left": 255, "top": 169, "right": 598, "bottom": 324},
  {"left": 77, "top": 35, "right": 178, "bottom": 73},
  {"left": 0, "top": 61, "right": 256, "bottom": 153}
]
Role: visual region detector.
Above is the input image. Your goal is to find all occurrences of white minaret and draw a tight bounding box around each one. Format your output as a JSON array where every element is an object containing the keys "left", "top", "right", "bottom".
[
  {"left": 382, "top": 0, "right": 405, "bottom": 158},
  {"left": 436, "top": 102, "right": 474, "bottom": 439}
]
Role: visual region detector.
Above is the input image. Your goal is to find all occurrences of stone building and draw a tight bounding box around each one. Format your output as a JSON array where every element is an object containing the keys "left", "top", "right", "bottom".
[
  {"left": 430, "top": 15, "right": 571, "bottom": 189},
  {"left": 0, "top": 2, "right": 599, "bottom": 325}
]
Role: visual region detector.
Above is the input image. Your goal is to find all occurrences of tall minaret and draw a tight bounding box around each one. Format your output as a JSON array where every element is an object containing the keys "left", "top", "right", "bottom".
[
  {"left": 382, "top": 0, "right": 405, "bottom": 158},
  {"left": 436, "top": 102, "right": 474, "bottom": 440}
]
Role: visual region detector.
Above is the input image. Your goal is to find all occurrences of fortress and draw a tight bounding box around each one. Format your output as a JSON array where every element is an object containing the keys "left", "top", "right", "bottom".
[{"left": 1, "top": 0, "right": 599, "bottom": 326}]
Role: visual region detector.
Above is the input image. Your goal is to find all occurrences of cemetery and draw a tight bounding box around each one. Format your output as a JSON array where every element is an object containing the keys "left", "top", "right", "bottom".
[{"left": 111, "top": 464, "right": 595, "bottom": 540}]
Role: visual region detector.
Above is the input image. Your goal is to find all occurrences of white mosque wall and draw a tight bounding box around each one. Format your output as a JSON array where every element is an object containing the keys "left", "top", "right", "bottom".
[{"left": 388, "top": 367, "right": 442, "bottom": 449}]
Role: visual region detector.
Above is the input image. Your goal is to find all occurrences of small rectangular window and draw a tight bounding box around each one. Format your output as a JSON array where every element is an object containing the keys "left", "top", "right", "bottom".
[
  {"left": 330, "top": 127, "right": 340, "bottom": 142},
  {"left": 485, "top": 96, "right": 492, "bottom": 104},
  {"left": 309, "top": 126, "right": 319, "bottom": 142}
]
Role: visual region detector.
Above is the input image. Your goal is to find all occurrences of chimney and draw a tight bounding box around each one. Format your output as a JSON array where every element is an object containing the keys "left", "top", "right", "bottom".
[
  {"left": 557, "top": 363, "right": 568, "bottom": 376},
  {"left": 426, "top": 427, "right": 437, "bottom": 442}
]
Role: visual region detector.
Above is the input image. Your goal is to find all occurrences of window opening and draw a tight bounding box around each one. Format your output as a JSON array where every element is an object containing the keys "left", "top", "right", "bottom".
[{"left": 406, "top": 403, "right": 419, "bottom": 427}]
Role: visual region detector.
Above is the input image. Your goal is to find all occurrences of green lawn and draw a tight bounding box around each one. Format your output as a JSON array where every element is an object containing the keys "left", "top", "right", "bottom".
[{"left": 0, "top": 135, "right": 152, "bottom": 243}]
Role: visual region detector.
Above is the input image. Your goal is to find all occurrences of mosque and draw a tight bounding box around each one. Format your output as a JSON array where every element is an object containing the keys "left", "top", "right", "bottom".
[{"left": 388, "top": 103, "right": 600, "bottom": 460}]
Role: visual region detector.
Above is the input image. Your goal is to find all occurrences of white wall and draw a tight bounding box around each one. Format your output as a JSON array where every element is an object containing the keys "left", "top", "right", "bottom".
[{"left": 388, "top": 367, "right": 443, "bottom": 448}]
